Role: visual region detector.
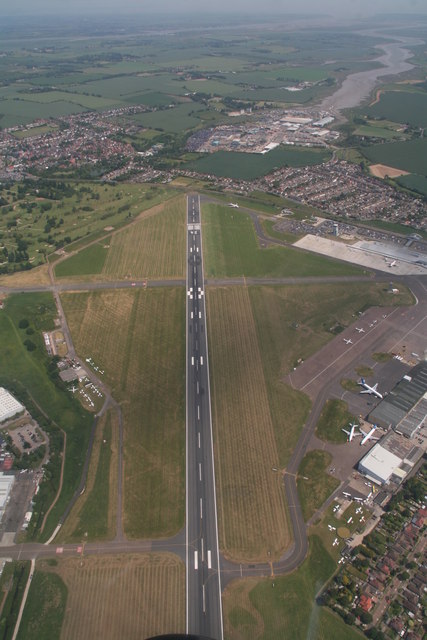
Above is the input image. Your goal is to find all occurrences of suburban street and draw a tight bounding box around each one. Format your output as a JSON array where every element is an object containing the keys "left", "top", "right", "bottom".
[{"left": 186, "top": 195, "right": 223, "bottom": 640}]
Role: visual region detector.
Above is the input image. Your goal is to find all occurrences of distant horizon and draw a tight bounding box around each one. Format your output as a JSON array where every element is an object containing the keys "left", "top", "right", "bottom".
[{"left": 3, "top": 0, "right": 427, "bottom": 18}]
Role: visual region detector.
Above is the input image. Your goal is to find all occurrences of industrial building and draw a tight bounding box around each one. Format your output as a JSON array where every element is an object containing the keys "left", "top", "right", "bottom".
[
  {"left": 358, "top": 431, "right": 424, "bottom": 486},
  {"left": 0, "top": 388, "right": 24, "bottom": 424},
  {"left": 369, "top": 361, "right": 427, "bottom": 436},
  {"left": 0, "top": 473, "right": 14, "bottom": 518}
]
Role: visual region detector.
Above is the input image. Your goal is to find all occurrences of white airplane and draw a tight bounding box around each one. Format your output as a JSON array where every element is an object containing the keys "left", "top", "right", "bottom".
[
  {"left": 228, "top": 202, "right": 239, "bottom": 208},
  {"left": 359, "top": 378, "right": 383, "bottom": 399},
  {"left": 343, "top": 338, "right": 353, "bottom": 345},
  {"left": 70, "top": 385, "right": 77, "bottom": 393},
  {"left": 355, "top": 327, "right": 365, "bottom": 333},
  {"left": 333, "top": 538, "right": 339, "bottom": 547},
  {"left": 359, "top": 425, "right": 380, "bottom": 446},
  {"left": 342, "top": 423, "right": 361, "bottom": 442},
  {"left": 385, "top": 258, "right": 397, "bottom": 267}
]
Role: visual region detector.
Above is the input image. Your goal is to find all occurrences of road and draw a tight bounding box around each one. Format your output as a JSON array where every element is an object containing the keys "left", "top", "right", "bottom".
[{"left": 186, "top": 194, "right": 223, "bottom": 640}]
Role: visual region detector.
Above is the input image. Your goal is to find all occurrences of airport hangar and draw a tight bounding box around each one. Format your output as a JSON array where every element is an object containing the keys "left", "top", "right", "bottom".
[
  {"left": 0, "top": 388, "right": 25, "bottom": 424},
  {"left": 358, "top": 361, "right": 427, "bottom": 486}
]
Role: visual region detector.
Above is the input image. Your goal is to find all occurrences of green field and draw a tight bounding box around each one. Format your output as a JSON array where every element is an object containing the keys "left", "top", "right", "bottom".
[
  {"left": 365, "top": 90, "right": 427, "bottom": 128},
  {"left": 54, "top": 242, "right": 109, "bottom": 277},
  {"left": 17, "top": 569, "right": 67, "bottom": 640},
  {"left": 223, "top": 535, "right": 364, "bottom": 640},
  {"left": 185, "top": 146, "right": 331, "bottom": 180},
  {"left": 354, "top": 124, "right": 403, "bottom": 139},
  {"left": 360, "top": 138, "right": 427, "bottom": 176},
  {"left": 297, "top": 451, "right": 340, "bottom": 522},
  {"left": 0, "top": 561, "right": 31, "bottom": 640},
  {"left": 316, "top": 399, "right": 356, "bottom": 444},
  {"left": 0, "top": 294, "right": 92, "bottom": 540},
  {"left": 397, "top": 172, "right": 427, "bottom": 197},
  {"left": 203, "top": 204, "right": 362, "bottom": 278}
]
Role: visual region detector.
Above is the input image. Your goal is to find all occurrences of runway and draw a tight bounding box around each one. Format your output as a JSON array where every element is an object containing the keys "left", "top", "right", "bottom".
[{"left": 185, "top": 195, "right": 223, "bottom": 639}]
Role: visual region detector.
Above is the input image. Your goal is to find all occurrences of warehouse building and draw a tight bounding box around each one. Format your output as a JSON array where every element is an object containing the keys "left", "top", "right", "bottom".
[
  {"left": 369, "top": 361, "right": 427, "bottom": 434},
  {"left": 0, "top": 388, "right": 24, "bottom": 424},
  {"left": 358, "top": 430, "right": 424, "bottom": 486},
  {"left": 0, "top": 473, "right": 14, "bottom": 519}
]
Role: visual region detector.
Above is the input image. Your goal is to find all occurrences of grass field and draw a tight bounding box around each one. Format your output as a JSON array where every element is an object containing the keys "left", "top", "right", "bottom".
[
  {"left": 223, "top": 535, "right": 364, "bottom": 640},
  {"left": 202, "top": 204, "right": 362, "bottom": 278},
  {"left": 0, "top": 561, "right": 31, "bottom": 640},
  {"left": 54, "top": 242, "right": 109, "bottom": 278},
  {"left": 58, "top": 409, "right": 118, "bottom": 542},
  {"left": 0, "top": 294, "right": 92, "bottom": 539},
  {"left": 360, "top": 138, "right": 427, "bottom": 176},
  {"left": 102, "top": 196, "right": 186, "bottom": 279},
  {"left": 397, "top": 172, "right": 427, "bottom": 197},
  {"left": 315, "top": 399, "right": 356, "bottom": 444},
  {"left": 61, "top": 288, "right": 185, "bottom": 539},
  {"left": 184, "top": 146, "right": 331, "bottom": 180},
  {"left": 17, "top": 568, "right": 67, "bottom": 640},
  {"left": 297, "top": 451, "right": 340, "bottom": 522},
  {"left": 54, "top": 195, "right": 186, "bottom": 280},
  {"left": 32, "top": 553, "right": 184, "bottom": 640},
  {"left": 207, "top": 286, "right": 291, "bottom": 562}
]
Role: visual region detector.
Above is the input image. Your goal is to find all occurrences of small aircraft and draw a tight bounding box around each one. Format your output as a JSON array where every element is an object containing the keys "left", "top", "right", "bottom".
[
  {"left": 355, "top": 327, "right": 365, "bottom": 333},
  {"left": 343, "top": 338, "right": 353, "bottom": 345},
  {"left": 359, "top": 378, "right": 383, "bottom": 399},
  {"left": 342, "top": 423, "right": 361, "bottom": 442},
  {"left": 385, "top": 258, "right": 397, "bottom": 267},
  {"left": 70, "top": 385, "right": 77, "bottom": 393},
  {"left": 359, "top": 424, "right": 380, "bottom": 446},
  {"left": 228, "top": 202, "right": 239, "bottom": 208}
]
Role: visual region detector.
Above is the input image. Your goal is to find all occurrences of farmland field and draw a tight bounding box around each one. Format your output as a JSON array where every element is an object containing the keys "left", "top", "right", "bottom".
[
  {"left": 364, "top": 89, "right": 427, "bottom": 128},
  {"left": 30, "top": 554, "right": 185, "bottom": 640},
  {"left": 61, "top": 288, "right": 185, "bottom": 538},
  {"left": 223, "top": 535, "right": 364, "bottom": 640},
  {"left": 202, "top": 204, "right": 362, "bottom": 278},
  {"left": 207, "top": 286, "right": 291, "bottom": 562},
  {"left": 397, "top": 172, "right": 427, "bottom": 197},
  {"left": 184, "top": 146, "right": 331, "bottom": 181},
  {"left": 360, "top": 138, "right": 427, "bottom": 176}
]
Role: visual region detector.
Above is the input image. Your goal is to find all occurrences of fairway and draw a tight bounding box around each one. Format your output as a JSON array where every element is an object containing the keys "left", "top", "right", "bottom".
[
  {"left": 203, "top": 204, "right": 361, "bottom": 279},
  {"left": 61, "top": 288, "right": 185, "bottom": 538},
  {"left": 34, "top": 554, "right": 185, "bottom": 640},
  {"left": 207, "top": 286, "right": 290, "bottom": 562}
]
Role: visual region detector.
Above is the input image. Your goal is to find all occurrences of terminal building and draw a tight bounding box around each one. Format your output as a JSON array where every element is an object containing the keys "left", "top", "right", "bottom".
[{"left": 0, "top": 388, "right": 25, "bottom": 424}]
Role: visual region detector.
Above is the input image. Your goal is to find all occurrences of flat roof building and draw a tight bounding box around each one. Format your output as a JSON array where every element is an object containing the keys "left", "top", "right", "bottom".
[
  {"left": 0, "top": 473, "right": 14, "bottom": 515},
  {"left": 358, "top": 430, "right": 424, "bottom": 485},
  {"left": 0, "top": 388, "right": 24, "bottom": 424}
]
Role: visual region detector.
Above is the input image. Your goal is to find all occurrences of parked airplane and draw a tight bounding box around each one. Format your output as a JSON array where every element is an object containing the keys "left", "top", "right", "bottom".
[
  {"left": 359, "top": 425, "right": 380, "bottom": 446},
  {"left": 228, "top": 203, "right": 239, "bottom": 208},
  {"left": 342, "top": 423, "right": 361, "bottom": 442},
  {"left": 359, "top": 378, "right": 383, "bottom": 399},
  {"left": 385, "top": 258, "right": 397, "bottom": 267},
  {"left": 355, "top": 327, "right": 365, "bottom": 333},
  {"left": 343, "top": 338, "right": 353, "bottom": 345}
]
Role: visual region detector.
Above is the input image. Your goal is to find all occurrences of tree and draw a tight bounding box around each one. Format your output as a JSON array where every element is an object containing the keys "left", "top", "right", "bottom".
[{"left": 18, "top": 318, "right": 29, "bottom": 329}]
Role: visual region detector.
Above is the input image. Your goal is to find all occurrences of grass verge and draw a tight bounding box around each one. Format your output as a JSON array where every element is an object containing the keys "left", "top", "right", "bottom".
[
  {"left": 315, "top": 399, "right": 357, "bottom": 444},
  {"left": 223, "top": 535, "right": 364, "bottom": 640},
  {"left": 297, "top": 451, "right": 340, "bottom": 522},
  {"left": 17, "top": 568, "right": 67, "bottom": 640}
]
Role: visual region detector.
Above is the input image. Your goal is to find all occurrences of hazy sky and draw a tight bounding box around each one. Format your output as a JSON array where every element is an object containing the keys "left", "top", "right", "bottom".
[{"left": 5, "top": 0, "right": 427, "bottom": 16}]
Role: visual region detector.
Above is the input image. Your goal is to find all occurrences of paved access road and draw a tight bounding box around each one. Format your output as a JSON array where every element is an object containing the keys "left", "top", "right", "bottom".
[{"left": 186, "top": 195, "right": 223, "bottom": 640}]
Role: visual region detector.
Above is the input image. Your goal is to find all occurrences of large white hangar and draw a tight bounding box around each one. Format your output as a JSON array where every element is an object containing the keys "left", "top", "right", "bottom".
[
  {"left": 358, "top": 431, "right": 424, "bottom": 486},
  {"left": 0, "top": 388, "right": 24, "bottom": 424}
]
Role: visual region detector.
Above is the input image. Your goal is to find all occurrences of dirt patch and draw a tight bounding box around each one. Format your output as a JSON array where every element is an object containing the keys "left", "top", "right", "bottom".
[{"left": 369, "top": 163, "right": 409, "bottom": 179}]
